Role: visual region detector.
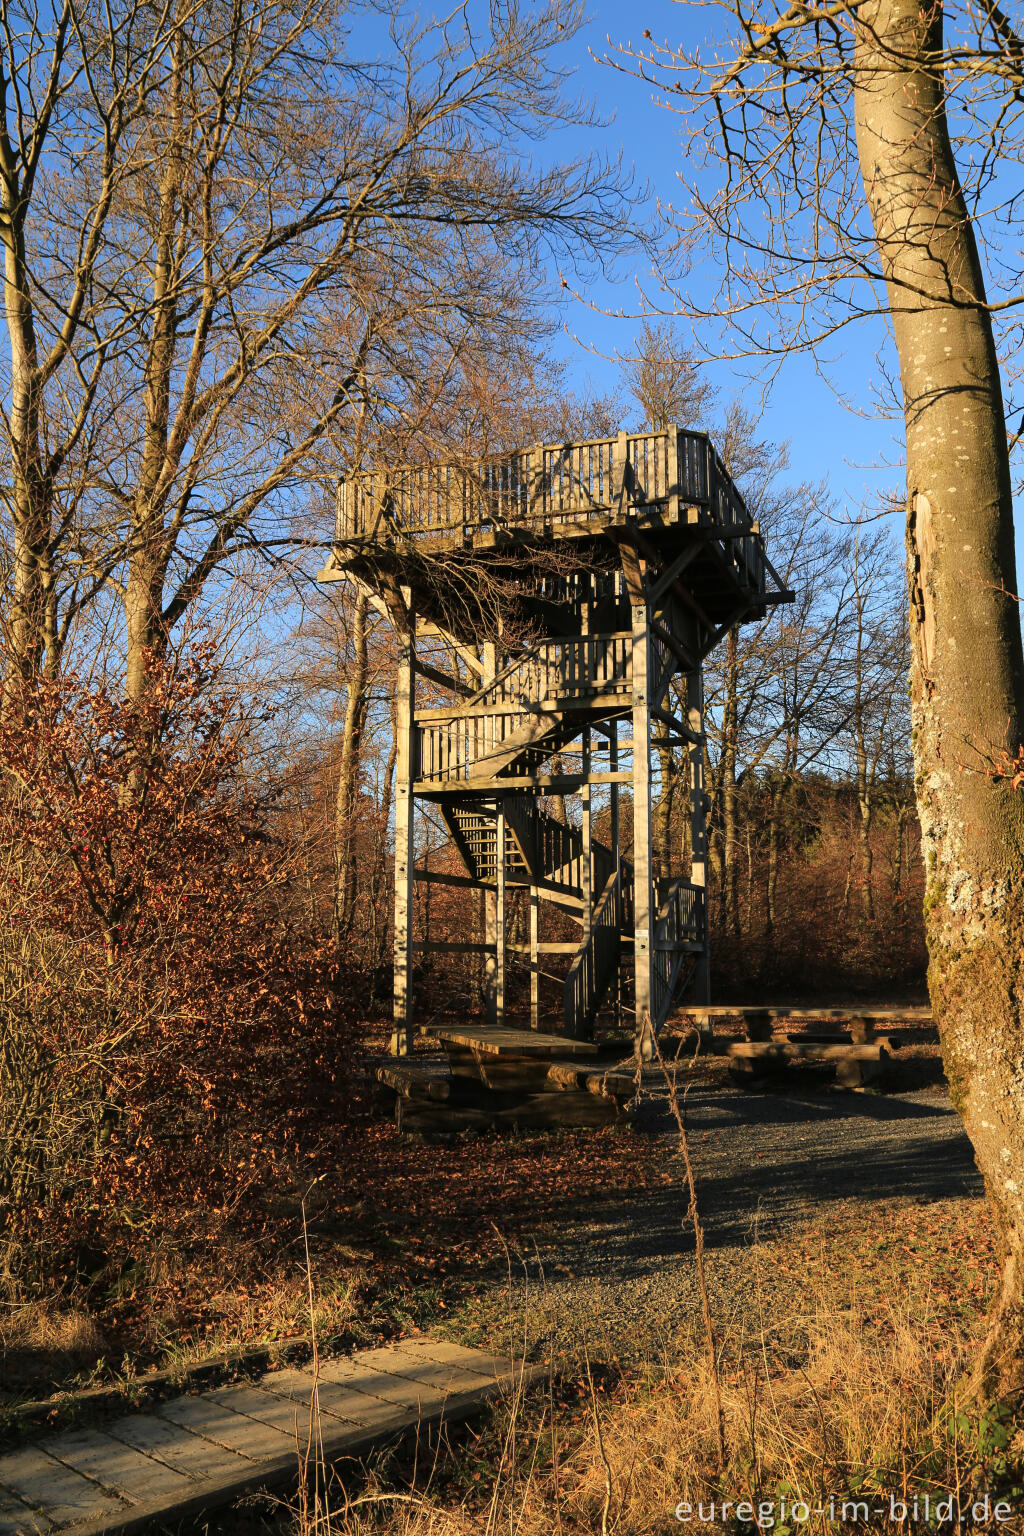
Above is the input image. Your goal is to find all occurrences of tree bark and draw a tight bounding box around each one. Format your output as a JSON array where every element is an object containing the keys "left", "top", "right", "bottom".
[
  {"left": 856, "top": 743, "right": 875, "bottom": 923},
  {"left": 331, "top": 591, "right": 369, "bottom": 954},
  {"left": 1, "top": 175, "right": 52, "bottom": 693},
  {"left": 855, "top": 0, "right": 1024, "bottom": 1397},
  {"left": 125, "top": 39, "right": 185, "bottom": 704}
]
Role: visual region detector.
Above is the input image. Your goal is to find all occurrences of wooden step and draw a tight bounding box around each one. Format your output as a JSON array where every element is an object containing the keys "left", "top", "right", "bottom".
[{"left": 423, "top": 1025, "right": 598, "bottom": 1059}]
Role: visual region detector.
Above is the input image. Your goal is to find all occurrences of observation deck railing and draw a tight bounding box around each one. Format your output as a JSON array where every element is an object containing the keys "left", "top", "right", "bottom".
[{"left": 337, "top": 426, "right": 758, "bottom": 560}]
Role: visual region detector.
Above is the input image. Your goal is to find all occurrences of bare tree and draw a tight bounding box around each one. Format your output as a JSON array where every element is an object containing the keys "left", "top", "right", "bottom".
[
  {"left": 622, "top": 319, "right": 714, "bottom": 434},
  {"left": 845, "top": 532, "right": 911, "bottom": 921},
  {"left": 0, "top": 0, "right": 636, "bottom": 698},
  {"left": 613, "top": 0, "right": 1024, "bottom": 1393}
]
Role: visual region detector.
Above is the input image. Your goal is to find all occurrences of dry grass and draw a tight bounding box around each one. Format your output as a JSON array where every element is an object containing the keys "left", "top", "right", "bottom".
[
  {"left": 280, "top": 1195, "right": 1017, "bottom": 1536},
  {"left": 291, "top": 1295, "right": 1018, "bottom": 1536},
  {"left": 0, "top": 1303, "right": 110, "bottom": 1393}
]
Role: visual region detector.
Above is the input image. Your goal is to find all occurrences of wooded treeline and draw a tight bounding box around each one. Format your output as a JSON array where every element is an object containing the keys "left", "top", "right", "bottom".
[{"left": 0, "top": 0, "right": 639, "bottom": 1287}]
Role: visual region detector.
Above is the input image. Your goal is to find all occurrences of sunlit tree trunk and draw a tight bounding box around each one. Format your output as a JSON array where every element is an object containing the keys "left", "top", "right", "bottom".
[
  {"left": 332, "top": 591, "right": 369, "bottom": 954},
  {"left": 125, "top": 37, "right": 185, "bottom": 704},
  {"left": 2, "top": 183, "right": 52, "bottom": 694},
  {"left": 855, "top": 0, "right": 1024, "bottom": 1395}
]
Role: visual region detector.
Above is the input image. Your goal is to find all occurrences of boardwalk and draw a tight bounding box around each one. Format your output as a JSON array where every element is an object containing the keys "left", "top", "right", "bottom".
[{"left": 0, "top": 1339, "right": 528, "bottom": 1535}]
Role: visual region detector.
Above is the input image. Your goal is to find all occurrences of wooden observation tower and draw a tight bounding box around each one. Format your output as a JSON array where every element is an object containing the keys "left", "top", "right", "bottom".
[{"left": 320, "top": 426, "right": 791, "bottom": 1061}]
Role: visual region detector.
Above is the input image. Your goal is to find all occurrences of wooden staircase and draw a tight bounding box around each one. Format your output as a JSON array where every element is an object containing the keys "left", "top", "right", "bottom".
[{"left": 430, "top": 634, "right": 706, "bottom": 1038}]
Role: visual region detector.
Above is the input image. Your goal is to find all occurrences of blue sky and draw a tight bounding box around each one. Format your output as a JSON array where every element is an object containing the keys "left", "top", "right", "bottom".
[{"left": 539, "top": 0, "right": 905, "bottom": 522}]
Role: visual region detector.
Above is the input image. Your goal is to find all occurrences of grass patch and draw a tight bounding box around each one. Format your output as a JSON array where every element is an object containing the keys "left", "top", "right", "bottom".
[{"left": 270, "top": 1194, "right": 1011, "bottom": 1536}]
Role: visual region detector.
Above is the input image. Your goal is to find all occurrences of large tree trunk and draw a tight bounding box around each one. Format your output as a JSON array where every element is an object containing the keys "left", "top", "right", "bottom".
[
  {"left": 855, "top": 0, "right": 1024, "bottom": 1397},
  {"left": 856, "top": 743, "right": 875, "bottom": 923},
  {"left": 2, "top": 210, "right": 53, "bottom": 694},
  {"left": 125, "top": 41, "right": 184, "bottom": 705}
]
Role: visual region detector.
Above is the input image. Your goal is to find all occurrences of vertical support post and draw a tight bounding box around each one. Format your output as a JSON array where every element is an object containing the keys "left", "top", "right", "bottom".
[
  {"left": 666, "top": 423, "right": 680, "bottom": 526},
  {"left": 392, "top": 617, "right": 416, "bottom": 1056},
  {"left": 615, "top": 430, "right": 630, "bottom": 516},
  {"left": 494, "top": 798, "right": 507, "bottom": 1025},
  {"left": 529, "top": 884, "right": 540, "bottom": 1030},
  {"left": 631, "top": 595, "right": 656, "bottom": 1051},
  {"left": 480, "top": 642, "right": 500, "bottom": 1026},
  {"left": 687, "top": 667, "right": 711, "bottom": 1006},
  {"left": 577, "top": 725, "right": 593, "bottom": 1039},
  {"left": 483, "top": 875, "right": 498, "bottom": 1025},
  {"left": 609, "top": 721, "right": 621, "bottom": 1030}
]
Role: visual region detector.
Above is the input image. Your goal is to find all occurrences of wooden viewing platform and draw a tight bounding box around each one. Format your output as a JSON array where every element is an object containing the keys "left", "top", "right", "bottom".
[{"left": 320, "top": 422, "right": 793, "bottom": 1094}]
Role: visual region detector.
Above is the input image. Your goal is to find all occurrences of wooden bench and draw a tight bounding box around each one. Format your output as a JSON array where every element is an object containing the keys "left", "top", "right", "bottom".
[
  {"left": 726, "top": 1036, "right": 899, "bottom": 1088},
  {"left": 688, "top": 1004, "right": 932, "bottom": 1044}
]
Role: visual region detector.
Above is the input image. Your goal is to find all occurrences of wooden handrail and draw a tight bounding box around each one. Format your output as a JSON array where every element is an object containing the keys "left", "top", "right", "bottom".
[{"left": 336, "top": 427, "right": 754, "bottom": 546}]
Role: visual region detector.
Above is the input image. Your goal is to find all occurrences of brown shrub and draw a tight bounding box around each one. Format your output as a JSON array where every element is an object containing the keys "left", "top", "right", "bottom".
[{"left": 0, "top": 650, "right": 355, "bottom": 1294}]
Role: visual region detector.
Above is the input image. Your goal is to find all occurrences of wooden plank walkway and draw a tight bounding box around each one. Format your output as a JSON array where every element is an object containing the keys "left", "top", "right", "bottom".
[{"left": 0, "top": 1339, "right": 530, "bottom": 1535}]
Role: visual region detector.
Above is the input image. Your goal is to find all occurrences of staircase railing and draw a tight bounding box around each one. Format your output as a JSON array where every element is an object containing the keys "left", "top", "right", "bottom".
[
  {"left": 416, "top": 633, "right": 632, "bottom": 785},
  {"left": 505, "top": 797, "right": 586, "bottom": 897},
  {"left": 563, "top": 865, "right": 625, "bottom": 1037}
]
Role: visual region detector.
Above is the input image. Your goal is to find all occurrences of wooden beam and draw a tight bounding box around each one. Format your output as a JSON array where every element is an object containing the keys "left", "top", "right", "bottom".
[
  {"left": 607, "top": 721, "right": 622, "bottom": 1033},
  {"left": 612, "top": 530, "right": 646, "bottom": 603},
  {"left": 415, "top": 622, "right": 484, "bottom": 676},
  {"left": 530, "top": 885, "right": 540, "bottom": 1030},
  {"left": 413, "top": 940, "right": 496, "bottom": 954},
  {"left": 416, "top": 691, "right": 632, "bottom": 722},
  {"left": 576, "top": 724, "right": 593, "bottom": 1040},
  {"left": 417, "top": 770, "right": 632, "bottom": 794},
  {"left": 392, "top": 619, "right": 416, "bottom": 1056},
  {"left": 495, "top": 798, "right": 506, "bottom": 1025},
  {"left": 414, "top": 658, "right": 474, "bottom": 699},
  {"left": 634, "top": 528, "right": 715, "bottom": 634},
  {"left": 651, "top": 704, "right": 701, "bottom": 746},
  {"left": 687, "top": 669, "right": 711, "bottom": 1006},
  {"left": 631, "top": 597, "right": 655, "bottom": 1045},
  {"left": 649, "top": 543, "right": 703, "bottom": 606},
  {"left": 509, "top": 942, "right": 580, "bottom": 955},
  {"left": 651, "top": 618, "right": 698, "bottom": 674},
  {"left": 414, "top": 869, "right": 493, "bottom": 889}
]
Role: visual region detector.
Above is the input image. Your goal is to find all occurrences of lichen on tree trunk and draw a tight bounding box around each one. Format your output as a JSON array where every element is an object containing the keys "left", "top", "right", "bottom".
[{"left": 854, "top": 0, "right": 1024, "bottom": 1396}]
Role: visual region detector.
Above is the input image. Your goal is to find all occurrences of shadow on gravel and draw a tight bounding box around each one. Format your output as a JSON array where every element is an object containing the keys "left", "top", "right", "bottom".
[
  {"left": 688, "top": 1089, "right": 956, "bottom": 1127},
  {"left": 549, "top": 1087, "right": 986, "bottom": 1280}
]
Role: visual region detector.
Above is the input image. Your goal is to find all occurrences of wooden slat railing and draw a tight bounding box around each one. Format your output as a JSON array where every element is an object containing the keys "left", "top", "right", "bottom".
[
  {"left": 416, "top": 633, "right": 632, "bottom": 785},
  {"left": 337, "top": 427, "right": 756, "bottom": 548},
  {"left": 563, "top": 865, "right": 627, "bottom": 1037},
  {"left": 652, "top": 876, "right": 705, "bottom": 1028}
]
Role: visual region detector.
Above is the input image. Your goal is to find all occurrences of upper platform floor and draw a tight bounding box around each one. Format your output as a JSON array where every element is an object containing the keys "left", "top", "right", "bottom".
[{"left": 320, "top": 425, "right": 792, "bottom": 641}]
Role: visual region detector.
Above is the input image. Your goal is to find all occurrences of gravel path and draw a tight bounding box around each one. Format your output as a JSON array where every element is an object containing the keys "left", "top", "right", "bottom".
[{"left": 478, "top": 1080, "right": 983, "bottom": 1360}]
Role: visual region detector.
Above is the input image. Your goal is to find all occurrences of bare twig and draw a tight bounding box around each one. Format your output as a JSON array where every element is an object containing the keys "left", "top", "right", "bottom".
[{"left": 650, "top": 1017, "right": 727, "bottom": 1470}]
